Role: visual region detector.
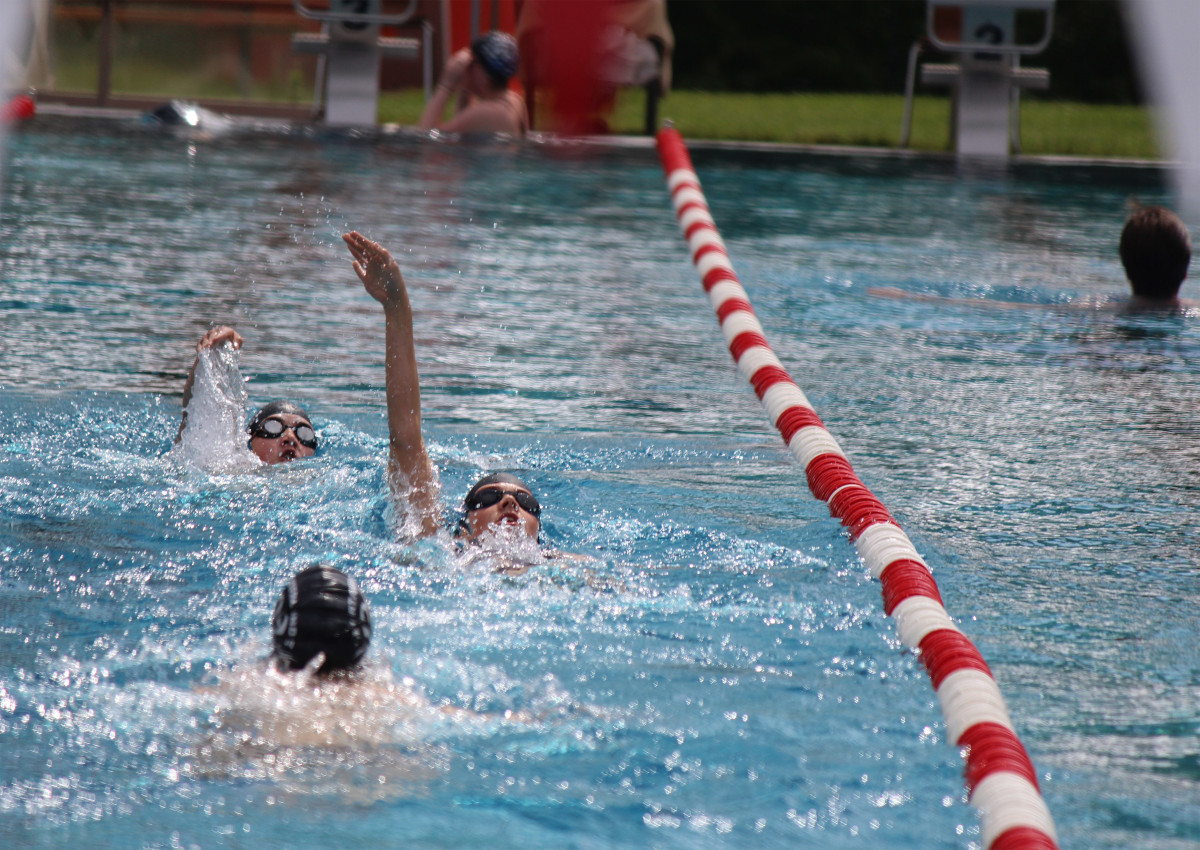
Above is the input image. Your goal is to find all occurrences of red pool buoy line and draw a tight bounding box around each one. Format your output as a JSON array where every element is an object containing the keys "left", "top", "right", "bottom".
[{"left": 656, "top": 127, "right": 1058, "bottom": 850}]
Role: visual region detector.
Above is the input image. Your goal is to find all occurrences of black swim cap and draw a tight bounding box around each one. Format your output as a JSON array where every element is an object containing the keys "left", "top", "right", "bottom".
[
  {"left": 463, "top": 472, "right": 532, "bottom": 510},
  {"left": 248, "top": 400, "right": 312, "bottom": 435},
  {"left": 470, "top": 31, "right": 519, "bottom": 85},
  {"left": 271, "top": 566, "right": 372, "bottom": 674}
]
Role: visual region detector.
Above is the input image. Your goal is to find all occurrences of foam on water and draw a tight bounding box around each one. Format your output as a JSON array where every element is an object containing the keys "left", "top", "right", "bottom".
[{"left": 172, "top": 344, "right": 260, "bottom": 473}]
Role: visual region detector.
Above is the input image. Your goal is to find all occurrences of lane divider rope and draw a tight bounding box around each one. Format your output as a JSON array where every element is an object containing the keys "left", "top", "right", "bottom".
[{"left": 656, "top": 126, "right": 1058, "bottom": 850}]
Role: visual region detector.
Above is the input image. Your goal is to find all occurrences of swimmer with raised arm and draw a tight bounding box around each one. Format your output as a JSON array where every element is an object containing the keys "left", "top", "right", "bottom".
[
  {"left": 178, "top": 325, "right": 318, "bottom": 464},
  {"left": 342, "top": 232, "right": 547, "bottom": 551}
]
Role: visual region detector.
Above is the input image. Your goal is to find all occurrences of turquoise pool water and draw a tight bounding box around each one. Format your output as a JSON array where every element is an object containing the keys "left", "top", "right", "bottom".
[{"left": 1, "top": 116, "right": 1198, "bottom": 849}]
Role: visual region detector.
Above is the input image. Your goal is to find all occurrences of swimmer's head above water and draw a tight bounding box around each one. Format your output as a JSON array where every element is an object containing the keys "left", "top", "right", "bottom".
[
  {"left": 271, "top": 565, "right": 372, "bottom": 675},
  {"left": 460, "top": 472, "right": 541, "bottom": 542},
  {"left": 248, "top": 400, "right": 317, "bottom": 464},
  {"left": 178, "top": 327, "right": 319, "bottom": 466},
  {"left": 1120, "top": 204, "right": 1192, "bottom": 303},
  {"left": 470, "top": 31, "right": 519, "bottom": 88}
]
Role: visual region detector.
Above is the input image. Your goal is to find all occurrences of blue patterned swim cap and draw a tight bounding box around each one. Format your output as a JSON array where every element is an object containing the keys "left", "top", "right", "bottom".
[{"left": 471, "top": 31, "right": 519, "bottom": 84}]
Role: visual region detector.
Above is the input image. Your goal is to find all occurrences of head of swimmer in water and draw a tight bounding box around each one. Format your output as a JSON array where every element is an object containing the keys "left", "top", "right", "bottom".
[
  {"left": 469, "top": 31, "right": 519, "bottom": 93},
  {"left": 271, "top": 565, "right": 372, "bottom": 675},
  {"left": 1120, "top": 204, "right": 1192, "bottom": 301},
  {"left": 460, "top": 472, "right": 541, "bottom": 542},
  {"left": 247, "top": 401, "right": 317, "bottom": 464}
]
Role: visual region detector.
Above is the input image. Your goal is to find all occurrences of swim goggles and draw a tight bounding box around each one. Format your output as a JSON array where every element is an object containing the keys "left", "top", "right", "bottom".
[
  {"left": 465, "top": 487, "right": 541, "bottom": 517},
  {"left": 251, "top": 416, "right": 317, "bottom": 449}
]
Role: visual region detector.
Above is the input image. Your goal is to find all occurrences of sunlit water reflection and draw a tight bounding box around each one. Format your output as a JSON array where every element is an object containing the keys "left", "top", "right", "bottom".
[{"left": 1, "top": 115, "right": 1198, "bottom": 848}]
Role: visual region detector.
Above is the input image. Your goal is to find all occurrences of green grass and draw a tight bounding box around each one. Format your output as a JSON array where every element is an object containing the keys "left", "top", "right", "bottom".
[
  {"left": 376, "top": 89, "right": 431, "bottom": 126},
  {"left": 379, "top": 88, "right": 1160, "bottom": 159},
  {"left": 608, "top": 90, "right": 1161, "bottom": 159},
  {"left": 1011, "top": 100, "right": 1160, "bottom": 159}
]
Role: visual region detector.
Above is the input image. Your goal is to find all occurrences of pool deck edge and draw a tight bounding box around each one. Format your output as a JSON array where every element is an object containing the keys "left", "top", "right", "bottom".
[{"left": 23, "top": 101, "right": 1174, "bottom": 173}]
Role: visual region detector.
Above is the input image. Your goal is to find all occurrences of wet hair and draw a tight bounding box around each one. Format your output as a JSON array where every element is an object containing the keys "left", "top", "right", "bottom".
[
  {"left": 1119, "top": 205, "right": 1191, "bottom": 300},
  {"left": 470, "top": 31, "right": 519, "bottom": 87},
  {"left": 271, "top": 565, "right": 372, "bottom": 674},
  {"left": 248, "top": 400, "right": 312, "bottom": 444}
]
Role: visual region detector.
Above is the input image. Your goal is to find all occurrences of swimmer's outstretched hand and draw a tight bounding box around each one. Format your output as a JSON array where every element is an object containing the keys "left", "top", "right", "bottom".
[
  {"left": 197, "top": 325, "right": 242, "bottom": 351},
  {"left": 343, "top": 231, "right": 408, "bottom": 310}
]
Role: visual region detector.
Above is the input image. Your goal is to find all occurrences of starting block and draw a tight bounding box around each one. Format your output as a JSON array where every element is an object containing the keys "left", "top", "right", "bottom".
[
  {"left": 292, "top": 0, "right": 426, "bottom": 127},
  {"left": 905, "top": 0, "right": 1055, "bottom": 158}
]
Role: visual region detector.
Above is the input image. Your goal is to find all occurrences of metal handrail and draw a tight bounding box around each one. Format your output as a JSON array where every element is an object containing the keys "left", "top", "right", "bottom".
[
  {"left": 291, "top": 0, "right": 416, "bottom": 27},
  {"left": 899, "top": 38, "right": 927, "bottom": 148}
]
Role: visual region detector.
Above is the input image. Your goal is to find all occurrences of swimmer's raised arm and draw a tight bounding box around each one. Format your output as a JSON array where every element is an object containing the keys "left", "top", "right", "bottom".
[
  {"left": 417, "top": 48, "right": 472, "bottom": 131},
  {"left": 343, "top": 231, "right": 441, "bottom": 536},
  {"left": 177, "top": 325, "right": 243, "bottom": 443}
]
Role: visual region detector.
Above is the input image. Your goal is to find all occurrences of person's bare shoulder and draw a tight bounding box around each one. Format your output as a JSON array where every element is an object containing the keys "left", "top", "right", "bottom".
[{"left": 442, "top": 102, "right": 523, "bottom": 137}]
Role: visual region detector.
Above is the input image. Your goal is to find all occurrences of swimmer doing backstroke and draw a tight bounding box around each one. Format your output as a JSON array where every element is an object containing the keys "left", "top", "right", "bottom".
[
  {"left": 177, "top": 325, "right": 318, "bottom": 465},
  {"left": 343, "top": 231, "right": 545, "bottom": 548}
]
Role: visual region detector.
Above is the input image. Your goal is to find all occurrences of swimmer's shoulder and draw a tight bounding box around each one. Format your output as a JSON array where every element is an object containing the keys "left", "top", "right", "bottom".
[{"left": 868, "top": 286, "right": 1200, "bottom": 314}]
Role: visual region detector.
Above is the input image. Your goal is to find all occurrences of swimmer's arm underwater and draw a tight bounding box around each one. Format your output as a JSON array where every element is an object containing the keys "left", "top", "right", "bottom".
[
  {"left": 343, "top": 231, "right": 442, "bottom": 536},
  {"left": 177, "top": 325, "right": 243, "bottom": 443}
]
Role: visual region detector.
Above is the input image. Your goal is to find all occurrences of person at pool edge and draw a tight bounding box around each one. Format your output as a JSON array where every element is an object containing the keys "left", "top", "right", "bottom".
[
  {"left": 1119, "top": 203, "right": 1192, "bottom": 308},
  {"left": 177, "top": 325, "right": 318, "bottom": 464},
  {"left": 417, "top": 31, "right": 527, "bottom": 137},
  {"left": 342, "top": 231, "right": 542, "bottom": 545}
]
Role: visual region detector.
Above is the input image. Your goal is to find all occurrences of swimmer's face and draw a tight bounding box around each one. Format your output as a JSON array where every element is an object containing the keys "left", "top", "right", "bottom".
[
  {"left": 248, "top": 414, "right": 316, "bottom": 464},
  {"left": 464, "top": 484, "right": 540, "bottom": 541}
]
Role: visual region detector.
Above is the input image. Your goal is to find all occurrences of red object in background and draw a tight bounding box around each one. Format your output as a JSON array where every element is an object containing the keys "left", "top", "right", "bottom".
[
  {"left": 441, "top": 0, "right": 523, "bottom": 96},
  {"left": 2, "top": 94, "right": 35, "bottom": 123},
  {"left": 447, "top": 0, "right": 519, "bottom": 53},
  {"left": 518, "top": 0, "right": 614, "bottom": 134}
]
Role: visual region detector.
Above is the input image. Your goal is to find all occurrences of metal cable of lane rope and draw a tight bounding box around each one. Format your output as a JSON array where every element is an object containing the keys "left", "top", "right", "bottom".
[{"left": 655, "top": 126, "right": 1058, "bottom": 850}]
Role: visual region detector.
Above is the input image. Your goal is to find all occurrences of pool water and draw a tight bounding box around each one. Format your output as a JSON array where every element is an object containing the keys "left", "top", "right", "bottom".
[{"left": 1, "top": 116, "right": 1198, "bottom": 849}]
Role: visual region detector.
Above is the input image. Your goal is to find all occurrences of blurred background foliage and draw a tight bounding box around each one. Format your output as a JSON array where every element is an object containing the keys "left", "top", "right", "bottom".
[{"left": 668, "top": 0, "right": 1140, "bottom": 103}]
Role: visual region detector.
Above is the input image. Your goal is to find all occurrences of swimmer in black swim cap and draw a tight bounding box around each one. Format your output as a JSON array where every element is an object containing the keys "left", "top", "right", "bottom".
[
  {"left": 177, "top": 326, "right": 317, "bottom": 465},
  {"left": 461, "top": 472, "right": 541, "bottom": 542},
  {"left": 247, "top": 399, "right": 318, "bottom": 464},
  {"left": 271, "top": 565, "right": 372, "bottom": 675}
]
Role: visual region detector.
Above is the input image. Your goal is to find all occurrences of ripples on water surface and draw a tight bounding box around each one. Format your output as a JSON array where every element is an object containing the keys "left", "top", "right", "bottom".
[{"left": 1, "top": 116, "right": 1198, "bottom": 848}]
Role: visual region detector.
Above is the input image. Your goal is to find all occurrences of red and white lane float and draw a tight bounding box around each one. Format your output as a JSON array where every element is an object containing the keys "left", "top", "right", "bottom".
[{"left": 656, "top": 126, "right": 1058, "bottom": 850}]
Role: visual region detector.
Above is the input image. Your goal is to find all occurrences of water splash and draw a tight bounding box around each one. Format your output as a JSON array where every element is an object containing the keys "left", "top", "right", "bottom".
[
  {"left": 457, "top": 523, "right": 548, "bottom": 575},
  {"left": 172, "top": 345, "right": 260, "bottom": 473}
]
